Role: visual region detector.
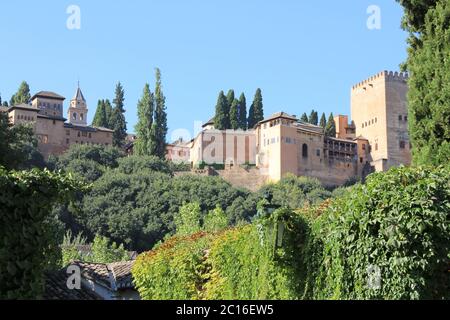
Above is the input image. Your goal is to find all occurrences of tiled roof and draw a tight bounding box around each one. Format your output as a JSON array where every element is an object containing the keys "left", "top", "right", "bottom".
[
  {"left": 258, "top": 112, "right": 298, "bottom": 125},
  {"left": 72, "top": 87, "right": 86, "bottom": 102},
  {"left": 202, "top": 117, "right": 215, "bottom": 128},
  {"left": 44, "top": 269, "right": 99, "bottom": 300},
  {"left": 70, "top": 260, "right": 136, "bottom": 291},
  {"left": 31, "top": 91, "right": 65, "bottom": 101},
  {"left": 8, "top": 103, "right": 39, "bottom": 112}
]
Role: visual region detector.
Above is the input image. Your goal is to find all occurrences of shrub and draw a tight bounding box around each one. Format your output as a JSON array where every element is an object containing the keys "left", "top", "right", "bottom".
[
  {"left": 0, "top": 167, "right": 85, "bottom": 299},
  {"left": 132, "top": 232, "right": 212, "bottom": 300},
  {"left": 309, "top": 166, "right": 450, "bottom": 300}
]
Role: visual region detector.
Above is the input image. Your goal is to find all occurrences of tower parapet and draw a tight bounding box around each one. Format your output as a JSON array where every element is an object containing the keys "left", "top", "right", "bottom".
[{"left": 352, "top": 71, "right": 409, "bottom": 90}]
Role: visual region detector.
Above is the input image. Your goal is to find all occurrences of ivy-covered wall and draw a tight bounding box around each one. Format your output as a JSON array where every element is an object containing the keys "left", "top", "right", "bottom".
[
  {"left": 132, "top": 166, "right": 449, "bottom": 300},
  {"left": 0, "top": 167, "right": 84, "bottom": 299}
]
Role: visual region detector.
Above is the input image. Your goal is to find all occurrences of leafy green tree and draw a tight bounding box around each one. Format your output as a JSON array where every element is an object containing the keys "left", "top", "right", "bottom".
[
  {"left": 309, "top": 110, "right": 318, "bottom": 125},
  {"left": 153, "top": 68, "right": 168, "bottom": 158},
  {"left": 110, "top": 82, "right": 128, "bottom": 147},
  {"left": 325, "top": 113, "right": 336, "bottom": 137},
  {"left": 90, "top": 235, "right": 129, "bottom": 263},
  {"left": 174, "top": 202, "right": 202, "bottom": 236},
  {"left": 248, "top": 89, "right": 264, "bottom": 128},
  {"left": 319, "top": 112, "right": 327, "bottom": 129},
  {"left": 214, "top": 91, "right": 229, "bottom": 130},
  {"left": 10, "top": 81, "right": 31, "bottom": 106},
  {"left": 92, "top": 100, "right": 107, "bottom": 127},
  {"left": 396, "top": 0, "right": 439, "bottom": 33},
  {"left": 401, "top": 0, "right": 450, "bottom": 166},
  {"left": 134, "top": 84, "right": 155, "bottom": 156},
  {"left": 2, "top": 101, "right": 8, "bottom": 107},
  {"left": 300, "top": 113, "right": 309, "bottom": 123},
  {"left": 203, "top": 205, "right": 228, "bottom": 233},
  {"left": 0, "top": 112, "right": 43, "bottom": 170},
  {"left": 229, "top": 99, "right": 240, "bottom": 130},
  {"left": 61, "top": 230, "right": 88, "bottom": 266},
  {"left": 104, "top": 99, "right": 113, "bottom": 128},
  {"left": 238, "top": 93, "right": 247, "bottom": 130}
]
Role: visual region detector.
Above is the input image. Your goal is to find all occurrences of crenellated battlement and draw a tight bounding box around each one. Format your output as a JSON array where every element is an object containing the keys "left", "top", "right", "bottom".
[{"left": 352, "top": 70, "right": 409, "bottom": 90}]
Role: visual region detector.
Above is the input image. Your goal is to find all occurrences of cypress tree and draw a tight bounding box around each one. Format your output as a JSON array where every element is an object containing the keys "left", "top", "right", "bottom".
[
  {"left": 399, "top": 0, "right": 450, "bottom": 165},
  {"left": 230, "top": 99, "right": 240, "bottom": 130},
  {"left": 248, "top": 89, "right": 264, "bottom": 128},
  {"left": 309, "top": 110, "right": 319, "bottom": 125},
  {"left": 319, "top": 112, "right": 327, "bottom": 129},
  {"left": 104, "top": 99, "right": 113, "bottom": 128},
  {"left": 92, "top": 100, "right": 107, "bottom": 127},
  {"left": 300, "top": 113, "right": 309, "bottom": 123},
  {"left": 238, "top": 93, "right": 247, "bottom": 130},
  {"left": 10, "top": 81, "right": 31, "bottom": 106},
  {"left": 325, "top": 113, "right": 336, "bottom": 137},
  {"left": 134, "top": 84, "right": 155, "bottom": 156},
  {"left": 110, "top": 82, "right": 128, "bottom": 147},
  {"left": 153, "top": 68, "right": 168, "bottom": 159},
  {"left": 214, "top": 91, "right": 229, "bottom": 130}
]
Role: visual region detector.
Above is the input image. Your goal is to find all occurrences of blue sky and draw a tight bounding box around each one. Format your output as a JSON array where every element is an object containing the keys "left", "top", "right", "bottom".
[{"left": 0, "top": 0, "right": 407, "bottom": 140}]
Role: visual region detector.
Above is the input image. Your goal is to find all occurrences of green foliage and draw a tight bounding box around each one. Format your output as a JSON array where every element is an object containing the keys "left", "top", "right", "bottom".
[
  {"left": 110, "top": 82, "right": 128, "bottom": 148},
  {"left": 300, "top": 113, "right": 309, "bottom": 122},
  {"left": 238, "top": 93, "right": 247, "bottom": 130},
  {"left": 248, "top": 88, "right": 264, "bottom": 128},
  {"left": 309, "top": 110, "right": 318, "bottom": 126},
  {"left": 258, "top": 174, "right": 332, "bottom": 209},
  {"left": 0, "top": 112, "right": 43, "bottom": 170},
  {"left": 153, "top": 68, "right": 168, "bottom": 159},
  {"left": 92, "top": 100, "right": 108, "bottom": 128},
  {"left": 229, "top": 99, "right": 240, "bottom": 130},
  {"left": 404, "top": 0, "right": 450, "bottom": 166},
  {"left": 325, "top": 113, "right": 336, "bottom": 137},
  {"left": 174, "top": 203, "right": 202, "bottom": 236},
  {"left": 116, "top": 155, "right": 172, "bottom": 175},
  {"left": 134, "top": 83, "right": 156, "bottom": 156},
  {"left": 397, "top": 0, "right": 439, "bottom": 33},
  {"left": 132, "top": 232, "right": 212, "bottom": 300},
  {"left": 9, "top": 81, "right": 31, "bottom": 105},
  {"left": 214, "top": 91, "right": 229, "bottom": 130},
  {"left": 203, "top": 205, "right": 228, "bottom": 233},
  {"left": 61, "top": 231, "right": 129, "bottom": 266},
  {"left": 319, "top": 112, "right": 327, "bottom": 128},
  {"left": 308, "top": 166, "right": 450, "bottom": 300},
  {"left": 0, "top": 167, "right": 86, "bottom": 299}
]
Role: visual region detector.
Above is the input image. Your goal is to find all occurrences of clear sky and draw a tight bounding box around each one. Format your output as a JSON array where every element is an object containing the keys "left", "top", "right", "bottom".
[{"left": 0, "top": 0, "right": 407, "bottom": 140}]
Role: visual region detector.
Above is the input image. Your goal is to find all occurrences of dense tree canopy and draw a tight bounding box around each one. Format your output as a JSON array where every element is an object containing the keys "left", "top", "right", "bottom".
[
  {"left": 110, "top": 82, "right": 128, "bottom": 147},
  {"left": 9, "top": 81, "right": 31, "bottom": 106},
  {"left": 401, "top": 0, "right": 450, "bottom": 166}
]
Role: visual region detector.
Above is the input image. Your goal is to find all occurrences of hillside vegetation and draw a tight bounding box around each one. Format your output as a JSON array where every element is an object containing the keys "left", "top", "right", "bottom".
[{"left": 132, "top": 166, "right": 450, "bottom": 300}]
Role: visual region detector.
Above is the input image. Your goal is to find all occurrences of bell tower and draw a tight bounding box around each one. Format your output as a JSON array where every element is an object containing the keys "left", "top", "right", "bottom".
[{"left": 68, "top": 82, "right": 88, "bottom": 126}]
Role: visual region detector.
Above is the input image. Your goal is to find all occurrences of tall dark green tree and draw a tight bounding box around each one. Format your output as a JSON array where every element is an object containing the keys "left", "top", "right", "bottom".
[
  {"left": 230, "top": 99, "right": 240, "bottom": 130},
  {"left": 238, "top": 93, "right": 247, "bottom": 130},
  {"left": 153, "top": 68, "right": 168, "bottom": 159},
  {"left": 309, "top": 110, "right": 318, "bottom": 126},
  {"left": 300, "top": 113, "right": 309, "bottom": 123},
  {"left": 399, "top": 0, "right": 450, "bottom": 165},
  {"left": 110, "top": 82, "right": 128, "bottom": 147},
  {"left": 10, "top": 81, "right": 31, "bottom": 106},
  {"left": 319, "top": 112, "right": 327, "bottom": 129},
  {"left": 248, "top": 89, "right": 264, "bottom": 128},
  {"left": 134, "top": 84, "right": 155, "bottom": 156},
  {"left": 104, "top": 99, "right": 113, "bottom": 128},
  {"left": 92, "top": 100, "right": 107, "bottom": 128},
  {"left": 325, "top": 113, "right": 336, "bottom": 137},
  {"left": 214, "top": 91, "right": 229, "bottom": 130}
]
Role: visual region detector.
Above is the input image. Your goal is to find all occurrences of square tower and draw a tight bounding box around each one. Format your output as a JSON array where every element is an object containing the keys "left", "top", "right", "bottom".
[
  {"left": 351, "top": 71, "right": 411, "bottom": 172},
  {"left": 68, "top": 85, "right": 88, "bottom": 126}
]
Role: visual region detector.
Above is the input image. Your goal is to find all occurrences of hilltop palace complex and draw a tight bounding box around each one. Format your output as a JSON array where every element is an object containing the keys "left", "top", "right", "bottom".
[{"left": 2, "top": 71, "right": 411, "bottom": 188}]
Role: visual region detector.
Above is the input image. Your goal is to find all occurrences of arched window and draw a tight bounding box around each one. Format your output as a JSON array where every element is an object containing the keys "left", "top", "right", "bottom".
[
  {"left": 302, "top": 144, "right": 308, "bottom": 158},
  {"left": 73, "top": 112, "right": 77, "bottom": 120},
  {"left": 80, "top": 113, "right": 84, "bottom": 120}
]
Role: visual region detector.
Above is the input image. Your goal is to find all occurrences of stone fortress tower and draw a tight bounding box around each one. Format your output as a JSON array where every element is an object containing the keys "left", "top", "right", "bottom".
[{"left": 351, "top": 71, "right": 411, "bottom": 172}]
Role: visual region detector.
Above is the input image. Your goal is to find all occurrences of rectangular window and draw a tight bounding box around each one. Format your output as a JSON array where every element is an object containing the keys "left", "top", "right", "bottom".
[
  {"left": 66, "top": 130, "right": 70, "bottom": 136},
  {"left": 82, "top": 131, "right": 87, "bottom": 137},
  {"left": 400, "top": 141, "right": 406, "bottom": 149},
  {"left": 66, "top": 139, "right": 70, "bottom": 144},
  {"left": 316, "top": 149, "right": 320, "bottom": 157}
]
